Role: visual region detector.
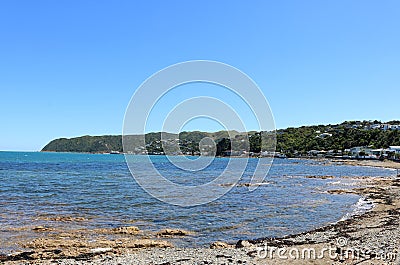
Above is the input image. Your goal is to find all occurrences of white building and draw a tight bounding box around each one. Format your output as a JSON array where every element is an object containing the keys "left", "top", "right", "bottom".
[
  {"left": 317, "top": 133, "right": 332, "bottom": 138},
  {"left": 349, "top": 146, "right": 373, "bottom": 157},
  {"left": 371, "top": 149, "right": 383, "bottom": 157},
  {"left": 307, "top": 150, "right": 327, "bottom": 157},
  {"left": 389, "top": 146, "right": 400, "bottom": 154}
]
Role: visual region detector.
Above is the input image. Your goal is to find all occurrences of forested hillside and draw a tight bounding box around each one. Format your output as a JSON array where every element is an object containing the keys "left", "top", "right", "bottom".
[{"left": 42, "top": 120, "right": 400, "bottom": 155}]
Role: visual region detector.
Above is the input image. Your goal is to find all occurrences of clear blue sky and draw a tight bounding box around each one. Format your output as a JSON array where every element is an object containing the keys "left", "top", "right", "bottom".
[{"left": 1, "top": 0, "right": 399, "bottom": 151}]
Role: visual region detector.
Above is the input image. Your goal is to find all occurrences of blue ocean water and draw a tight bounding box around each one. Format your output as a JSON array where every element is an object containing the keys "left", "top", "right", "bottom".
[{"left": 0, "top": 151, "right": 396, "bottom": 249}]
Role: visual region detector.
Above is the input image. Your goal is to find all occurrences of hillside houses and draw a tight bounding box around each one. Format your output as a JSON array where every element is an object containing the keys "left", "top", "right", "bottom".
[
  {"left": 339, "top": 146, "right": 400, "bottom": 160},
  {"left": 366, "top": 124, "right": 400, "bottom": 131},
  {"left": 310, "top": 121, "right": 400, "bottom": 138},
  {"left": 325, "top": 120, "right": 400, "bottom": 131}
]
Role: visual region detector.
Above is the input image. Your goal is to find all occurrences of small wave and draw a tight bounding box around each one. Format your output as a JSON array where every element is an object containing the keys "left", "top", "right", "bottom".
[
  {"left": 339, "top": 197, "right": 374, "bottom": 221},
  {"left": 327, "top": 180, "right": 362, "bottom": 186}
]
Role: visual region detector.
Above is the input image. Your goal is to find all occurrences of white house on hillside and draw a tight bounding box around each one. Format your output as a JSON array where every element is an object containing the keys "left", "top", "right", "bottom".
[{"left": 317, "top": 133, "right": 332, "bottom": 138}]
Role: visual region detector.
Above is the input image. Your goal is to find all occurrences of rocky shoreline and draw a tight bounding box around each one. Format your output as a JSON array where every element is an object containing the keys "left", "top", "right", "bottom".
[{"left": 2, "top": 163, "right": 400, "bottom": 264}]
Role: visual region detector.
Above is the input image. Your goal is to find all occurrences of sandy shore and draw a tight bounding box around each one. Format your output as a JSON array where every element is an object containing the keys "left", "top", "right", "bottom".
[
  {"left": 335, "top": 159, "right": 400, "bottom": 170},
  {"left": 2, "top": 161, "right": 400, "bottom": 264}
]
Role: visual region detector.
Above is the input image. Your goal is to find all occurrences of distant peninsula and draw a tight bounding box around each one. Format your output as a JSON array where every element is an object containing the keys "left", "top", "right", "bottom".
[{"left": 42, "top": 120, "right": 400, "bottom": 159}]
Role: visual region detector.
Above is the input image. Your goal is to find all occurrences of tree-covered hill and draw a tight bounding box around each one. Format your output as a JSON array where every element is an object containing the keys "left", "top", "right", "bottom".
[
  {"left": 42, "top": 135, "right": 122, "bottom": 153},
  {"left": 41, "top": 120, "right": 400, "bottom": 155},
  {"left": 42, "top": 130, "right": 264, "bottom": 155},
  {"left": 276, "top": 125, "right": 400, "bottom": 156}
]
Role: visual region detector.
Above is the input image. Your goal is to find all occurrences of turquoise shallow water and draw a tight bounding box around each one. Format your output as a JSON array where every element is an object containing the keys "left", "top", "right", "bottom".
[{"left": 0, "top": 151, "right": 396, "bottom": 249}]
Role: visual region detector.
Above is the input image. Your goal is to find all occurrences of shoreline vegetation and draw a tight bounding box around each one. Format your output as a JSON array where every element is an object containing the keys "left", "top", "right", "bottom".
[{"left": 2, "top": 160, "right": 400, "bottom": 264}]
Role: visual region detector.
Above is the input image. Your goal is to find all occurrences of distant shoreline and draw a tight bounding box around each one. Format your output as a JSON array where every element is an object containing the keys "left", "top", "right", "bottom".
[
  {"left": 39, "top": 150, "right": 400, "bottom": 169},
  {"left": 334, "top": 158, "right": 400, "bottom": 170}
]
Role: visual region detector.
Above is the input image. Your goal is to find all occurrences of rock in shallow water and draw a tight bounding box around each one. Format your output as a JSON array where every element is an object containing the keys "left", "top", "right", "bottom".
[
  {"left": 156, "top": 229, "right": 192, "bottom": 237},
  {"left": 111, "top": 226, "right": 140, "bottom": 235}
]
